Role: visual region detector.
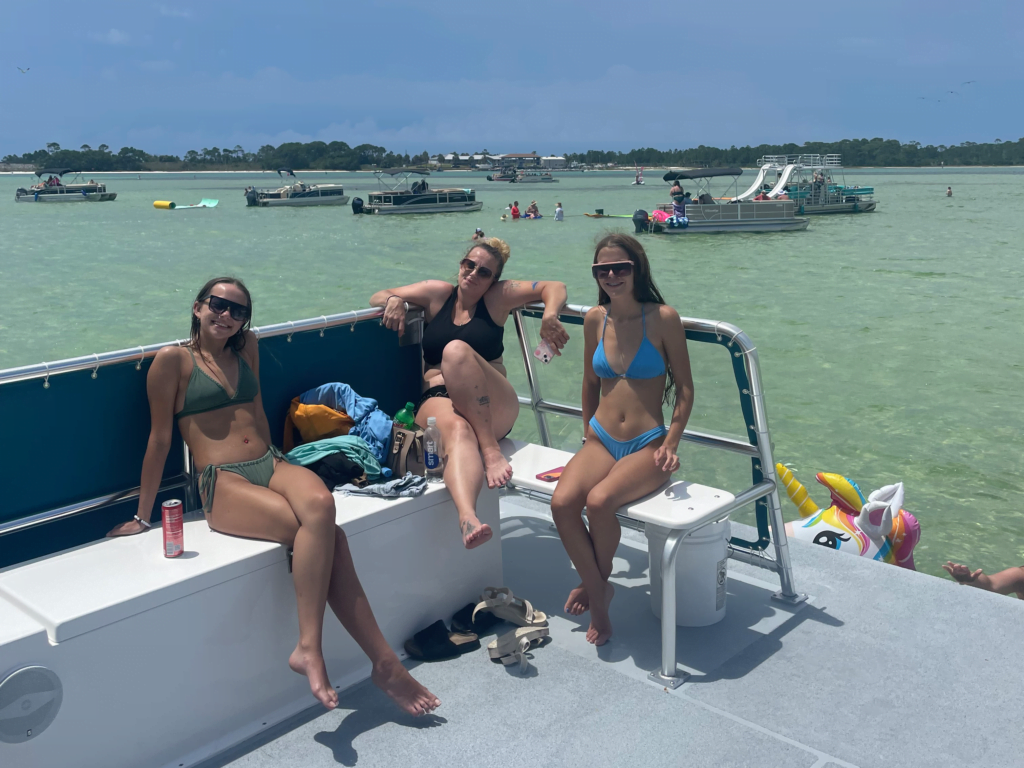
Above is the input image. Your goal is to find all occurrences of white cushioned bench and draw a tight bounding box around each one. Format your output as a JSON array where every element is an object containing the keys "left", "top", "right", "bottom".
[
  {"left": 499, "top": 438, "right": 735, "bottom": 687},
  {"left": 0, "top": 483, "right": 502, "bottom": 768}
]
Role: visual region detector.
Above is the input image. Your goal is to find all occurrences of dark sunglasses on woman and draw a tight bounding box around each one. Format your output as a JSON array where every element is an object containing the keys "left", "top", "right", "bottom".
[
  {"left": 460, "top": 258, "right": 494, "bottom": 280},
  {"left": 592, "top": 261, "right": 634, "bottom": 280},
  {"left": 203, "top": 295, "right": 251, "bottom": 321}
]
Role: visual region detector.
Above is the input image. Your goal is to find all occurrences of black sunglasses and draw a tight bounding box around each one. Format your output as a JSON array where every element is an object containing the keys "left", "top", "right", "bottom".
[
  {"left": 460, "top": 258, "right": 494, "bottom": 280},
  {"left": 203, "top": 295, "right": 251, "bottom": 321},
  {"left": 592, "top": 261, "right": 634, "bottom": 280}
]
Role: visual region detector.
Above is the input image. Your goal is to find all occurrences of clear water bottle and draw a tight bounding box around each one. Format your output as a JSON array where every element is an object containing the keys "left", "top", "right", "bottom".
[{"left": 424, "top": 416, "right": 444, "bottom": 482}]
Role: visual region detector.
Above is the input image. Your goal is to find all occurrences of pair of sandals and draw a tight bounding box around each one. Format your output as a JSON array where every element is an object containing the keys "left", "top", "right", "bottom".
[{"left": 404, "top": 587, "right": 550, "bottom": 672}]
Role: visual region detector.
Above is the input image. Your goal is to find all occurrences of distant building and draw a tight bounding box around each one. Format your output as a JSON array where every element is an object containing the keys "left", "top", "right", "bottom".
[
  {"left": 500, "top": 153, "right": 542, "bottom": 168},
  {"left": 541, "top": 156, "right": 566, "bottom": 169}
]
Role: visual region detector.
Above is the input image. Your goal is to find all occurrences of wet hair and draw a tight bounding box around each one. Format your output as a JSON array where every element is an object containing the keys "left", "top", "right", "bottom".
[
  {"left": 189, "top": 276, "right": 253, "bottom": 358},
  {"left": 592, "top": 233, "right": 676, "bottom": 403},
  {"left": 465, "top": 238, "right": 511, "bottom": 281}
]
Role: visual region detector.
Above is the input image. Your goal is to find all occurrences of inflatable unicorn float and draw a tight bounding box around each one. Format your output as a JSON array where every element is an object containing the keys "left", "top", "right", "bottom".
[{"left": 776, "top": 464, "right": 921, "bottom": 570}]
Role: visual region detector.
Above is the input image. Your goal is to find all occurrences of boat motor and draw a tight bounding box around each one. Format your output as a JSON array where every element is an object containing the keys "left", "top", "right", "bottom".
[
  {"left": 244, "top": 187, "right": 258, "bottom": 207},
  {"left": 351, "top": 197, "right": 365, "bottom": 215},
  {"left": 632, "top": 209, "right": 650, "bottom": 234}
]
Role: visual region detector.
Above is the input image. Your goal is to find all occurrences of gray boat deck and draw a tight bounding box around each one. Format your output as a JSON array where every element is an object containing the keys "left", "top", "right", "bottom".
[{"left": 199, "top": 497, "right": 1023, "bottom": 768}]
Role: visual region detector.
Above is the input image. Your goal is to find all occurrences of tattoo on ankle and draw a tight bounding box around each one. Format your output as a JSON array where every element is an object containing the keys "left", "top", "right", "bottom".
[{"left": 477, "top": 395, "right": 490, "bottom": 406}]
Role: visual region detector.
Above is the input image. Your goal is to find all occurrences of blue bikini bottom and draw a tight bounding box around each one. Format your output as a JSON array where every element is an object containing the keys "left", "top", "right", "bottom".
[{"left": 588, "top": 417, "right": 668, "bottom": 461}]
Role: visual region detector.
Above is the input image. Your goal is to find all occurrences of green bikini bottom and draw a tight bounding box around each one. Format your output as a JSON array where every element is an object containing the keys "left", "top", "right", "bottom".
[{"left": 198, "top": 446, "right": 288, "bottom": 516}]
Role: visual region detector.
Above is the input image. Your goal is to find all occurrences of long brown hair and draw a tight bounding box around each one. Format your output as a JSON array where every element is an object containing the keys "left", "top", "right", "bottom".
[
  {"left": 592, "top": 233, "right": 676, "bottom": 404},
  {"left": 189, "top": 276, "right": 253, "bottom": 358}
]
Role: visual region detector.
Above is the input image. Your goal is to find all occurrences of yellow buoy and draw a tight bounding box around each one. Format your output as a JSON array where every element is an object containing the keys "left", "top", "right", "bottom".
[{"left": 153, "top": 201, "right": 176, "bottom": 209}]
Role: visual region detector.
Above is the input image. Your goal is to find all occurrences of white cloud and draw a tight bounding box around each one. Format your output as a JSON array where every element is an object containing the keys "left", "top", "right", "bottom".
[
  {"left": 92, "top": 29, "right": 131, "bottom": 45},
  {"left": 140, "top": 60, "right": 175, "bottom": 72},
  {"left": 157, "top": 5, "right": 192, "bottom": 18}
]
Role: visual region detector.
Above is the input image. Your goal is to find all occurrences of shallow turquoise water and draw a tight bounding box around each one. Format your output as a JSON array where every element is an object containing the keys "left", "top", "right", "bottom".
[{"left": 1, "top": 168, "right": 1022, "bottom": 578}]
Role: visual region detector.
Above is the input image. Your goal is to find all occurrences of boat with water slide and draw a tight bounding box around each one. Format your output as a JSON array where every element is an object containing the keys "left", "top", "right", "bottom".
[
  {"left": 14, "top": 169, "right": 117, "bottom": 203},
  {"left": 637, "top": 168, "right": 809, "bottom": 234},
  {"left": 735, "top": 154, "right": 876, "bottom": 214},
  {"left": 244, "top": 169, "right": 349, "bottom": 208}
]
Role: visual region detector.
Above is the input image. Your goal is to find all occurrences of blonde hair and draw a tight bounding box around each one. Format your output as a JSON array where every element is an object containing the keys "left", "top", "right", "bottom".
[{"left": 466, "top": 237, "right": 511, "bottom": 280}]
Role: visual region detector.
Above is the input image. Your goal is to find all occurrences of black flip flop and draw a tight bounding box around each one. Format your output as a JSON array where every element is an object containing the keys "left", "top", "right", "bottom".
[
  {"left": 403, "top": 619, "right": 480, "bottom": 661},
  {"left": 451, "top": 602, "right": 502, "bottom": 635}
]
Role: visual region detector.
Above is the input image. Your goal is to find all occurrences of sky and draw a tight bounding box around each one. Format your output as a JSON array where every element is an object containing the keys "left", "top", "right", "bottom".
[{"left": 2, "top": 1, "right": 1022, "bottom": 157}]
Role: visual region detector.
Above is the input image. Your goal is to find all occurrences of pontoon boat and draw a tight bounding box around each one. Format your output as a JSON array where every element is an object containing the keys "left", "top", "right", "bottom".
[
  {"left": 244, "top": 170, "right": 349, "bottom": 208},
  {"left": 511, "top": 171, "right": 558, "bottom": 183},
  {"left": 735, "top": 155, "right": 876, "bottom": 214},
  {"left": 15, "top": 169, "right": 117, "bottom": 203},
  {"left": 351, "top": 169, "right": 482, "bottom": 215},
  {"left": 640, "top": 169, "right": 810, "bottom": 234}
]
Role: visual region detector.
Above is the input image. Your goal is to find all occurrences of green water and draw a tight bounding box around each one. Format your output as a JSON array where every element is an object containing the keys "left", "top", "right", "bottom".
[{"left": 2, "top": 169, "right": 1022, "bottom": 579}]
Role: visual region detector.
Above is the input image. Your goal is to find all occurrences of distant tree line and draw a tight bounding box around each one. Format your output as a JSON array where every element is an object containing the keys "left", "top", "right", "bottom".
[
  {"left": 1, "top": 141, "right": 433, "bottom": 172},
  {"left": 565, "top": 137, "right": 1024, "bottom": 167},
  {"left": 6, "top": 137, "right": 1024, "bottom": 171}
]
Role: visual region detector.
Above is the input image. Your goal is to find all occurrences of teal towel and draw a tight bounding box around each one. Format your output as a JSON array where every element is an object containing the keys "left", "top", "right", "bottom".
[{"left": 285, "top": 436, "right": 388, "bottom": 482}]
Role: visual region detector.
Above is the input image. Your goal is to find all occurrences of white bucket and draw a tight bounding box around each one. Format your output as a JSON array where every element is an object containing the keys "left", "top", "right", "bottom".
[{"left": 646, "top": 519, "right": 729, "bottom": 627}]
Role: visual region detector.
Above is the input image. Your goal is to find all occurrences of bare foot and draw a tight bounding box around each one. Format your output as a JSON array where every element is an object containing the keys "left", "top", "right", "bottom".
[
  {"left": 372, "top": 656, "right": 441, "bottom": 716},
  {"left": 586, "top": 583, "right": 615, "bottom": 646},
  {"left": 460, "top": 517, "right": 493, "bottom": 549},
  {"left": 565, "top": 584, "right": 589, "bottom": 616},
  {"left": 289, "top": 644, "right": 338, "bottom": 710},
  {"left": 481, "top": 447, "right": 513, "bottom": 489}
]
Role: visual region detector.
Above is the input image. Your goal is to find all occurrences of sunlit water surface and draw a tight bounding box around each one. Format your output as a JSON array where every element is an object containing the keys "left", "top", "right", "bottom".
[{"left": 1, "top": 168, "right": 1022, "bottom": 578}]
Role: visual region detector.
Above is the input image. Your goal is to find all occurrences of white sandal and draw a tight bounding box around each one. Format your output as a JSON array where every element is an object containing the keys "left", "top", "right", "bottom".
[
  {"left": 473, "top": 587, "right": 548, "bottom": 628},
  {"left": 488, "top": 626, "right": 550, "bottom": 672}
]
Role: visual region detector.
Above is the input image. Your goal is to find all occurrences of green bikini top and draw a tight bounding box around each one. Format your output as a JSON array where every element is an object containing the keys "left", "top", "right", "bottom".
[{"left": 175, "top": 346, "right": 260, "bottom": 421}]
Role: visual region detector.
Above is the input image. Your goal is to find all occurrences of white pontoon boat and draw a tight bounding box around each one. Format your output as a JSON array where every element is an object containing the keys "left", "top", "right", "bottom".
[
  {"left": 244, "top": 169, "right": 349, "bottom": 208},
  {"left": 14, "top": 168, "right": 117, "bottom": 203},
  {"left": 735, "top": 155, "right": 877, "bottom": 214},
  {"left": 351, "top": 169, "right": 483, "bottom": 215}
]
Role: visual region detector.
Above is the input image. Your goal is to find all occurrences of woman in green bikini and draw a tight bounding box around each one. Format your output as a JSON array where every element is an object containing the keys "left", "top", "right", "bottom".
[{"left": 107, "top": 277, "right": 439, "bottom": 716}]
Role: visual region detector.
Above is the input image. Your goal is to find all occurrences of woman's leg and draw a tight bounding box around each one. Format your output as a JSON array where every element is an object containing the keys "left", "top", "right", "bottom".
[
  {"left": 437, "top": 340, "right": 519, "bottom": 488},
  {"left": 207, "top": 466, "right": 337, "bottom": 709},
  {"left": 325, "top": 526, "right": 440, "bottom": 715},
  {"left": 581, "top": 438, "right": 674, "bottom": 645},
  {"left": 550, "top": 441, "right": 617, "bottom": 617},
  {"left": 417, "top": 396, "right": 494, "bottom": 549}
]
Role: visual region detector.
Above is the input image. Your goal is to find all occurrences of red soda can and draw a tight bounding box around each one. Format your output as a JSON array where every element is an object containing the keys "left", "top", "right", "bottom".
[{"left": 162, "top": 499, "right": 184, "bottom": 558}]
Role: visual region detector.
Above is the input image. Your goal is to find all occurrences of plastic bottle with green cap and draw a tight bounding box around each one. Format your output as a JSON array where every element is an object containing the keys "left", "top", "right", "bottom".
[{"left": 394, "top": 402, "right": 416, "bottom": 428}]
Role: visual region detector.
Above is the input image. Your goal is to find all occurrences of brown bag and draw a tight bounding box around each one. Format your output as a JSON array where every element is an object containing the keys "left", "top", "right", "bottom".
[{"left": 387, "top": 424, "right": 425, "bottom": 477}]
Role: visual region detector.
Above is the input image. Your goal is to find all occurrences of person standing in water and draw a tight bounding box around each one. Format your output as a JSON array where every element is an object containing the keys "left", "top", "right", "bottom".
[
  {"left": 946, "top": 186, "right": 953, "bottom": 197},
  {"left": 554, "top": 202, "right": 564, "bottom": 221}
]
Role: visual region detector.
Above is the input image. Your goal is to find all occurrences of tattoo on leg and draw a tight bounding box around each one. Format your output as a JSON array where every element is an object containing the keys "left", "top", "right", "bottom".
[{"left": 476, "top": 395, "right": 490, "bottom": 407}]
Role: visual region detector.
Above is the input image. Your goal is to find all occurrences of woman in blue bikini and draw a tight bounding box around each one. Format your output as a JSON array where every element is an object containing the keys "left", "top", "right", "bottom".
[{"left": 550, "top": 233, "right": 694, "bottom": 646}]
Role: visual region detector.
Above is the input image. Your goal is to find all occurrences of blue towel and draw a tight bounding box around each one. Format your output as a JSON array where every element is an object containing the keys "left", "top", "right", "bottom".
[
  {"left": 337, "top": 472, "right": 427, "bottom": 499},
  {"left": 285, "top": 436, "right": 389, "bottom": 482},
  {"left": 298, "top": 383, "right": 393, "bottom": 462}
]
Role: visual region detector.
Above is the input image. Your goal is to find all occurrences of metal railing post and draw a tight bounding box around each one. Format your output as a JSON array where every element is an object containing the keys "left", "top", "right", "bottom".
[
  {"left": 512, "top": 309, "right": 552, "bottom": 447},
  {"left": 648, "top": 529, "right": 689, "bottom": 689},
  {"left": 737, "top": 337, "right": 806, "bottom": 605}
]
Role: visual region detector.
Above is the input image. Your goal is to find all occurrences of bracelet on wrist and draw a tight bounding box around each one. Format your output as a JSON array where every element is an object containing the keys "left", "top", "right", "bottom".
[{"left": 134, "top": 515, "right": 152, "bottom": 529}]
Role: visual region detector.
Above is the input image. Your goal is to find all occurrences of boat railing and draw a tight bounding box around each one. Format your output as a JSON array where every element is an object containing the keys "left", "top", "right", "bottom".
[
  {"left": 0, "top": 302, "right": 802, "bottom": 602},
  {"left": 512, "top": 302, "right": 801, "bottom": 601}
]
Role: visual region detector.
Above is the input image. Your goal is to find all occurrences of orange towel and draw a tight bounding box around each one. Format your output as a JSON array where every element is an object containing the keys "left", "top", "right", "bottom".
[{"left": 282, "top": 398, "right": 355, "bottom": 451}]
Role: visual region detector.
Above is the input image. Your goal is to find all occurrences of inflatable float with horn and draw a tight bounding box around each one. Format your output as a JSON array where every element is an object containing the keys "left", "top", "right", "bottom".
[{"left": 777, "top": 464, "right": 921, "bottom": 570}]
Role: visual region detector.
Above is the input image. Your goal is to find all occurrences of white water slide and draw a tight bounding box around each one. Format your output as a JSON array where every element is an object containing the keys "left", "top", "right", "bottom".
[
  {"left": 767, "top": 164, "right": 798, "bottom": 198},
  {"left": 733, "top": 164, "right": 771, "bottom": 200}
]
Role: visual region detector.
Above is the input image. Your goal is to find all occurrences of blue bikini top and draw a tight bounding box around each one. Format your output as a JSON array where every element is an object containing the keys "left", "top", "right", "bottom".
[{"left": 592, "top": 306, "right": 666, "bottom": 380}]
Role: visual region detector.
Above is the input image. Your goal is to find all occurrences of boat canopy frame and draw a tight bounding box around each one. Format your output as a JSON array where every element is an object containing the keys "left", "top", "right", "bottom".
[{"left": 373, "top": 167, "right": 430, "bottom": 192}]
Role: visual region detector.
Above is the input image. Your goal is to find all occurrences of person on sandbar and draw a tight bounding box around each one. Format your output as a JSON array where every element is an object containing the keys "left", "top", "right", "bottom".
[
  {"left": 371, "top": 238, "right": 569, "bottom": 549},
  {"left": 550, "top": 233, "right": 694, "bottom": 646},
  {"left": 107, "top": 277, "right": 439, "bottom": 716}
]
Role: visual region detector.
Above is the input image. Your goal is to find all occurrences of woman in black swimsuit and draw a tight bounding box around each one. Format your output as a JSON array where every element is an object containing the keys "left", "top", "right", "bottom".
[{"left": 371, "top": 239, "right": 569, "bottom": 549}]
